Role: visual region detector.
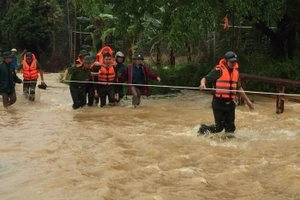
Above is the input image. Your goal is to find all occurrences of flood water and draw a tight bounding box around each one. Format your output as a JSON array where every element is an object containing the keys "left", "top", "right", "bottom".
[{"left": 1, "top": 73, "right": 300, "bottom": 200}]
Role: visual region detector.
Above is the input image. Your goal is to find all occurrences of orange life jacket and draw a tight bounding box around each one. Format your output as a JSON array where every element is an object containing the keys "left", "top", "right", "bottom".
[
  {"left": 22, "top": 54, "right": 38, "bottom": 80},
  {"left": 98, "top": 65, "right": 116, "bottom": 85},
  {"left": 76, "top": 57, "right": 82, "bottom": 64},
  {"left": 214, "top": 59, "right": 239, "bottom": 99},
  {"left": 96, "top": 46, "right": 114, "bottom": 65},
  {"left": 75, "top": 57, "right": 83, "bottom": 67}
]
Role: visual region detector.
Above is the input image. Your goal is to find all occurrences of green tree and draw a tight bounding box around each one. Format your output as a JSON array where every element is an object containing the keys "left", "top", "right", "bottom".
[
  {"left": 1, "top": 0, "right": 63, "bottom": 58},
  {"left": 220, "top": 0, "right": 300, "bottom": 59}
]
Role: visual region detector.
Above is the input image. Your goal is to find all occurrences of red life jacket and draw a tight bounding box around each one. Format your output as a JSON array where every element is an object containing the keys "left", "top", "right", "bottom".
[
  {"left": 215, "top": 59, "right": 239, "bottom": 99},
  {"left": 22, "top": 54, "right": 38, "bottom": 80},
  {"left": 98, "top": 65, "right": 116, "bottom": 85}
]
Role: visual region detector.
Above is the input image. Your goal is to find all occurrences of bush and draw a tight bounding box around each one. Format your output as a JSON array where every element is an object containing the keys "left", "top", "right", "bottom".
[
  {"left": 149, "top": 61, "right": 214, "bottom": 94},
  {"left": 239, "top": 54, "right": 300, "bottom": 93}
]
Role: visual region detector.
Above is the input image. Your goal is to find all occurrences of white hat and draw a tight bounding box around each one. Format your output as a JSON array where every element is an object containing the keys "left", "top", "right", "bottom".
[{"left": 11, "top": 48, "right": 17, "bottom": 52}]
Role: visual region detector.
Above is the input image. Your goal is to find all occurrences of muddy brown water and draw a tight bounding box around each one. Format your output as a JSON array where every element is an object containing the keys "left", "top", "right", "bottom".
[{"left": 1, "top": 73, "right": 300, "bottom": 200}]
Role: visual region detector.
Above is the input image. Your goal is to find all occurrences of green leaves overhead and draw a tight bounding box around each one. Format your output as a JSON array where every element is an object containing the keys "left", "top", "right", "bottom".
[
  {"left": 223, "top": 0, "right": 286, "bottom": 24},
  {"left": 1, "top": 0, "right": 298, "bottom": 60},
  {"left": 1, "top": 0, "right": 63, "bottom": 50}
]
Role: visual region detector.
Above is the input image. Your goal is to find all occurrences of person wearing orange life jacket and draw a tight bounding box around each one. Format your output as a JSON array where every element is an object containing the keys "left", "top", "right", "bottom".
[
  {"left": 198, "top": 51, "right": 254, "bottom": 135},
  {"left": 96, "top": 46, "right": 114, "bottom": 65},
  {"left": 76, "top": 50, "right": 90, "bottom": 67},
  {"left": 62, "top": 50, "right": 90, "bottom": 82},
  {"left": 95, "top": 52, "right": 118, "bottom": 107},
  {"left": 17, "top": 52, "right": 45, "bottom": 101}
]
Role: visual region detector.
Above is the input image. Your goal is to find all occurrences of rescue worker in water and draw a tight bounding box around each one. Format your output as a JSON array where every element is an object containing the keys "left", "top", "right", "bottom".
[
  {"left": 17, "top": 52, "right": 46, "bottom": 101},
  {"left": 198, "top": 51, "right": 254, "bottom": 134},
  {"left": 62, "top": 56, "right": 99, "bottom": 109},
  {"left": 95, "top": 52, "right": 118, "bottom": 107}
]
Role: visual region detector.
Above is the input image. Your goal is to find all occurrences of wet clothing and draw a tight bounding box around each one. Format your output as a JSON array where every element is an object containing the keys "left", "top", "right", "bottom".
[
  {"left": 18, "top": 60, "right": 42, "bottom": 100},
  {"left": 0, "top": 61, "right": 22, "bottom": 93},
  {"left": 131, "top": 86, "right": 142, "bottom": 106},
  {"left": 98, "top": 85, "right": 116, "bottom": 107},
  {"left": 23, "top": 79, "right": 37, "bottom": 101},
  {"left": 115, "top": 63, "right": 126, "bottom": 100},
  {"left": 199, "top": 59, "right": 240, "bottom": 134},
  {"left": 120, "top": 63, "right": 158, "bottom": 106},
  {"left": 96, "top": 65, "right": 118, "bottom": 107},
  {"left": 86, "top": 65, "right": 100, "bottom": 106},
  {"left": 70, "top": 86, "right": 86, "bottom": 109},
  {"left": 68, "top": 65, "right": 91, "bottom": 109},
  {"left": 1, "top": 92, "right": 17, "bottom": 107},
  {"left": 120, "top": 63, "right": 158, "bottom": 97},
  {"left": 0, "top": 61, "right": 22, "bottom": 107},
  {"left": 132, "top": 64, "right": 145, "bottom": 84}
]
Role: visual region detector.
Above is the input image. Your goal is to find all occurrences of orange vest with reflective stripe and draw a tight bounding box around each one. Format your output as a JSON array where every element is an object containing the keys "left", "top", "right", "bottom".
[
  {"left": 98, "top": 66, "right": 116, "bottom": 85},
  {"left": 215, "top": 59, "right": 239, "bottom": 99},
  {"left": 22, "top": 54, "right": 38, "bottom": 80}
]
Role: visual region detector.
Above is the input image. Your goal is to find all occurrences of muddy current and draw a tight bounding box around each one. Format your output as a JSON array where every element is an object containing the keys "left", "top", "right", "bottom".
[{"left": 0, "top": 73, "right": 300, "bottom": 200}]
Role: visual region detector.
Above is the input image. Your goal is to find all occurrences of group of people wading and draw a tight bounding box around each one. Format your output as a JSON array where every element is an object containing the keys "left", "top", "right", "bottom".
[
  {"left": 1, "top": 46, "right": 254, "bottom": 136},
  {"left": 0, "top": 49, "right": 46, "bottom": 107},
  {"left": 62, "top": 46, "right": 161, "bottom": 109}
]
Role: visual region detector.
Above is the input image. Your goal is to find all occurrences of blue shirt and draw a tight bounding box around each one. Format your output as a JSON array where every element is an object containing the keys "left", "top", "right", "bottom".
[
  {"left": 132, "top": 63, "right": 144, "bottom": 84},
  {"left": 12, "top": 55, "right": 18, "bottom": 70}
]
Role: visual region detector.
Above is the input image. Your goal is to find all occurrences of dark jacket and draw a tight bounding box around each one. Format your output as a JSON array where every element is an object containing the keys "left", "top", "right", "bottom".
[
  {"left": 0, "top": 61, "right": 22, "bottom": 93},
  {"left": 120, "top": 63, "right": 158, "bottom": 96},
  {"left": 116, "top": 63, "right": 126, "bottom": 77}
]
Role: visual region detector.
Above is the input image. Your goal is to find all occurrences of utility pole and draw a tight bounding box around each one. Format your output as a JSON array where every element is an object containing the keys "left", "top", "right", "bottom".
[
  {"left": 73, "top": 6, "right": 77, "bottom": 62},
  {"left": 67, "top": 0, "right": 72, "bottom": 63},
  {"left": 213, "top": 21, "right": 216, "bottom": 61}
]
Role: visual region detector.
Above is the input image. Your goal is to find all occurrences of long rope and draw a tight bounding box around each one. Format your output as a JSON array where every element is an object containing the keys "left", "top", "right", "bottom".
[{"left": 62, "top": 80, "right": 300, "bottom": 97}]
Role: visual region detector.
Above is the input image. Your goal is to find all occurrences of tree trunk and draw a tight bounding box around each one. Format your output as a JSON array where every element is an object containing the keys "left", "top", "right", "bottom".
[
  {"left": 255, "top": 15, "right": 296, "bottom": 60},
  {"left": 170, "top": 49, "right": 175, "bottom": 66},
  {"left": 156, "top": 42, "right": 161, "bottom": 66},
  {"left": 187, "top": 44, "right": 191, "bottom": 62},
  {"left": 73, "top": 7, "right": 77, "bottom": 61}
]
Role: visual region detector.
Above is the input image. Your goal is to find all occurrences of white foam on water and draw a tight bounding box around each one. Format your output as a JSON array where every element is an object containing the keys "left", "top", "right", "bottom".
[
  {"left": 49, "top": 104, "right": 73, "bottom": 112},
  {"left": 145, "top": 165, "right": 162, "bottom": 172},
  {"left": 177, "top": 167, "right": 194, "bottom": 173},
  {"left": 232, "top": 165, "right": 249, "bottom": 173},
  {"left": 286, "top": 165, "right": 300, "bottom": 171},
  {"left": 190, "top": 124, "right": 201, "bottom": 136},
  {"left": 236, "top": 109, "right": 259, "bottom": 116},
  {"left": 245, "top": 128, "right": 299, "bottom": 141},
  {"left": 153, "top": 195, "right": 164, "bottom": 200}
]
